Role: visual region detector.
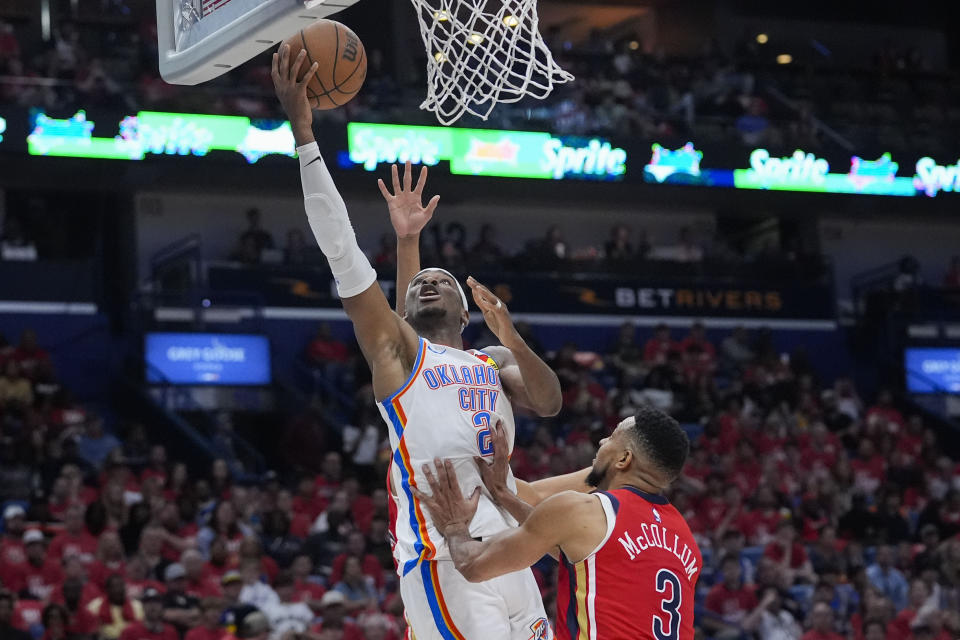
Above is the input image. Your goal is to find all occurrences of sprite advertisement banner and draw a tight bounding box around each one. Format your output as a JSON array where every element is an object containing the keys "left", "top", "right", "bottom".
[
  {"left": 343, "top": 122, "right": 628, "bottom": 181},
  {"left": 26, "top": 109, "right": 296, "bottom": 163}
]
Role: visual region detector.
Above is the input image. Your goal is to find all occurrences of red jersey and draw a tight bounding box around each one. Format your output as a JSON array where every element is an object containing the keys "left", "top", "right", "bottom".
[
  {"left": 557, "top": 488, "right": 701, "bottom": 640},
  {"left": 48, "top": 530, "right": 98, "bottom": 564},
  {"left": 185, "top": 627, "right": 225, "bottom": 640}
]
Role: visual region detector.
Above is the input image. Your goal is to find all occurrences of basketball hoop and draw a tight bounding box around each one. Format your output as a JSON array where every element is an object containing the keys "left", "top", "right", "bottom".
[{"left": 409, "top": 0, "right": 573, "bottom": 126}]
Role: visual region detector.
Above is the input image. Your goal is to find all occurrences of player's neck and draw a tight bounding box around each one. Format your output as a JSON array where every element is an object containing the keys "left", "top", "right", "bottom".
[
  {"left": 611, "top": 474, "right": 662, "bottom": 496},
  {"left": 421, "top": 328, "right": 463, "bottom": 350}
]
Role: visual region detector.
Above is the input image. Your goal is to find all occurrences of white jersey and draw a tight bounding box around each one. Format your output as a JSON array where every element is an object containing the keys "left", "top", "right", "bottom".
[{"left": 379, "top": 337, "right": 519, "bottom": 575}]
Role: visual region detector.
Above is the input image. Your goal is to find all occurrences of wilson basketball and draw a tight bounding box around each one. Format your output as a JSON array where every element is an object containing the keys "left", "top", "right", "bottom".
[{"left": 283, "top": 19, "right": 366, "bottom": 110}]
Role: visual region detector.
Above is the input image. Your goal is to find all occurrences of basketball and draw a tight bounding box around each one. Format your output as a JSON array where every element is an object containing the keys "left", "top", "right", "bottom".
[{"left": 282, "top": 19, "right": 366, "bottom": 110}]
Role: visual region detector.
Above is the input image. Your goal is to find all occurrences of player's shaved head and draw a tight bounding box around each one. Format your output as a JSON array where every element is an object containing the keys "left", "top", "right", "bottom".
[{"left": 587, "top": 406, "right": 689, "bottom": 491}]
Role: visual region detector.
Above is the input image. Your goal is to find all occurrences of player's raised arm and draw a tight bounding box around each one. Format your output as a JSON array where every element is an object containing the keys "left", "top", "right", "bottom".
[
  {"left": 378, "top": 161, "right": 439, "bottom": 316},
  {"left": 272, "top": 45, "right": 417, "bottom": 398},
  {"left": 466, "top": 277, "right": 562, "bottom": 416},
  {"left": 414, "top": 459, "right": 607, "bottom": 583}
]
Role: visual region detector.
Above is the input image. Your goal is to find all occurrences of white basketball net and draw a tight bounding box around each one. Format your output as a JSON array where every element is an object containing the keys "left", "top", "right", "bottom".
[{"left": 410, "top": 0, "right": 573, "bottom": 126}]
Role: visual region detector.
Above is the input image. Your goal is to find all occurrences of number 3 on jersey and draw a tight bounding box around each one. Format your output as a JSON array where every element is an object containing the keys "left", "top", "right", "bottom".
[
  {"left": 473, "top": 411, "right": 494, "bottom": 457},
  {"left": 652, "top": 569, "right": 681, "bottom": 640}
]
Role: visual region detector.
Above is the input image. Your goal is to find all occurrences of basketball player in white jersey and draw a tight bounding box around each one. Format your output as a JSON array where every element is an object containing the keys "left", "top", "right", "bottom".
[{"left": 273, "top": 46, "right": 582, "bottom": 640}]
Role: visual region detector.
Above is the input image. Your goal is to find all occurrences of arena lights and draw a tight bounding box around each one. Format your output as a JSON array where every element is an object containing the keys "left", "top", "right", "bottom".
[
  {"left": 26, "top": 109, "right": 296, "bottom": 163},
  {"left": 756, "top": 33, "right": 769, "bottom": 44},
  {"left": 0, "top": 115, "right": 5, "bottom": 143},
  {"left": 344, "top": 122, "right": 627, "bottom": 181}
]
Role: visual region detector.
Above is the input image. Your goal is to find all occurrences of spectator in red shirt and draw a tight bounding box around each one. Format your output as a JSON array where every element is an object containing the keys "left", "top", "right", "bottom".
[
  {"left": 40, "top": 603, "right": 71, "bottom": 640},
  {"left": 181, "top": 550, "right": 220, "bottom": 599},
  {"left": 764, "top": 520, "right": 816, "bottom": 584},
  {"left": 801, "top": 602, "right": 844, "bottom": 640},
  {"left": 737, "top": 485, "right": 784, "bottom": 546},
  {"left": 0, "top": 505, "right": 28, "bottom": 569},
  {"left": 314, "top": 452, "right": 343, "bottom": 505},
  {"left": 51, "top": 556, "right": 102, "bottom": 606},
  {"left": 851, "top": 440, "right": 886, "bottom": 495},
  {"left": 307, "top": 323, "right": 349, "bottom": 364},
  {"left": 54, "top": 577, "right": 100, "bottom": 637},
  {"left": 329, "top": 531, "right": 385, "bottom": 589},
  {"left": 642, "top": 323, "right": 677, "bottom": 365},
  {"left": 5, "top": 530, "right": 62, "bottom": 601},
  {"left": 888, "top": 579, "right": 938, "bottom": 639},
  {"left": 705, "top": 554, "right": 758, "bottom": 632},
  {"left": 119, "top": 588, "right": 178, "bottom": 640},
  {"left": 12, "top": 329, "right": 50, "bottom": 380},
  {"left": 865, "top": 389, "right": 905, "bottom": 432},
  {"left": 0, "top": 591, "right": 32, "bottom": 640},
  {"left": 289, "top": 555, "right": 325, "bottom": 610},
  {"left": 90, "top": 531, "right": 127, "bottom": 590},
  {"left": 292, "top": 476, "right": 326, "bottom": 522},
  {"left": 47, "top": 503, "right": 98, "bottom": 565},
  {"left": 184, "top": 598, "right": 226, "bottom": 640}
]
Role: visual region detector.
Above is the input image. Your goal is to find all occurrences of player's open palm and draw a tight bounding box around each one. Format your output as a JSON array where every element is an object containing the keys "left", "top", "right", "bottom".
[
  {"left": 467, "top": 276, "right": 521, "bottom": 348},
  {"left": 271, "top": 44, "right": 317, "bottom": 134},
  {"left": 378, "top": 160, "right": 440, "bottom": 239},
  {"left": 475, "top": 420, "right": 511, "bottom": 496}
]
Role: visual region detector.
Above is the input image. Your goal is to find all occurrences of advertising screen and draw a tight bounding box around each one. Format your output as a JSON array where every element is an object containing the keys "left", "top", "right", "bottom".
[
  {"left": 145, "top": 332, "right": 271, "bottom": 385},
  {"left": 904, "top": 348, "right": 960, "bottom": 393}
]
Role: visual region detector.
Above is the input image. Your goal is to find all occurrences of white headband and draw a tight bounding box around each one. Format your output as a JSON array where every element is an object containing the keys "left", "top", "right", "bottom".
[{"left": 409, "top": 268, "right": 469, "bottom": 311}]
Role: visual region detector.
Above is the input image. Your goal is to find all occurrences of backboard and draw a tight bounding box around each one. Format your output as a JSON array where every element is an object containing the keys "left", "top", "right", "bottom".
[{"left": 157, "top": 0, "right": 361, "bottom": 85}]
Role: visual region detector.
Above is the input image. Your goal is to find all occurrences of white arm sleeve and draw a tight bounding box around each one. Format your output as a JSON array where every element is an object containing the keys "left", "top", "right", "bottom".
[{"left": 297, "top": 142, "right": 377, "bottom": 298}]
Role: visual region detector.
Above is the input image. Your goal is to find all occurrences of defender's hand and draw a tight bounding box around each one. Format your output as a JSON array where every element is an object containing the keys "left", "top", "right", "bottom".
[
  {"left": 271, "top": 44, "right": 318, "bottom": 138},
  {"left": 467, "top": 276, "right": 522, "bottom": 349},
  {"left": 475, "top": 420, "right": 511, "bottom": 500},
  {"left": 412, "top": 458, "right": 480, "bottom": 537},
  {"left": 378, "top": 160, "right": 440, "bottom": 239}
]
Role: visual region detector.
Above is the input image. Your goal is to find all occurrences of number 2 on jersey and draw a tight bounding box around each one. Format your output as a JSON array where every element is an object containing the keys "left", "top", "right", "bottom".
[
  {"left": 473, "top": 411, "right": 494, "bottom": 457},
  {"left": 652, "top": 569, "right": 681, "bottom": 640}
]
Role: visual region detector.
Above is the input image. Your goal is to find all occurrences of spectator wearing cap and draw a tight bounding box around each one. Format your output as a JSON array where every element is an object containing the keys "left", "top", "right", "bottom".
[
  {"left": 232, "top": 608, "right": 271, "bottom": 640},
  {"left": 0, "top": 505, "right": 27, "bottom": 568},
  {"left": 47, "top": 503, "right": 97, "bottom": 565},
  {"left": 260, "top": 572, "right": 313, "bottom": 640},
  {"left": 118, "top": 588, "right": 178, "bottom": 640},
  {"left": 86, "top": 573, "right": 143, "bottom": 640},
  {"left": 184, "top": 598, "right": 226, "bottom": 640},
  {"left": 0, "top": 591, "right": 32, "bottom": 640},
  {"left": 162, "top": 562, "right": 201, "bottom": 632},
  {"left": 220, "top": 571, "right": 243, "bottom": 607},
  {"left": 2, "top": 529, "right": 61, "bottom": 601},
  {"left": 866, "top": 545, "right": 909, "bottom": 611},
  {"left": 310, "top": 591, "right": 362, "bottom": 640}
]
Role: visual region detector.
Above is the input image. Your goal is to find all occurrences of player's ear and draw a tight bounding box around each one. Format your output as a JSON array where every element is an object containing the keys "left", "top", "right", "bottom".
[
  {"left": 460, "top": 309, "right": 469, "bottom": 333},
  {"left": 615, "top": 447, "right": 632, "bottom": 470}
]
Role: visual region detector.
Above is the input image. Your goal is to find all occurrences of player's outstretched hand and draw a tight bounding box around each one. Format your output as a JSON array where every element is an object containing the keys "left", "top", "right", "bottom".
[
  {"left": 475, "top": 420, "right": 511, "bottom": 500},
  {"left": 378, "top": 160, "right": 440, "bottom": 239},
  {"left": 271, "top": 44, "right": 318, "bottom": 138},
  {"left": 413, "top": 458, "right": 480, "bottom": 538},
  {"left": 466, "top": 276, "right": 522, "bottom": 350}
]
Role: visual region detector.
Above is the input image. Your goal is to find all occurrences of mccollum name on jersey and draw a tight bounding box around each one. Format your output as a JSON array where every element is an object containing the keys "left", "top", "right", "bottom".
[{"left": 617, "top": 520, "right": 699, "bottom": 582}]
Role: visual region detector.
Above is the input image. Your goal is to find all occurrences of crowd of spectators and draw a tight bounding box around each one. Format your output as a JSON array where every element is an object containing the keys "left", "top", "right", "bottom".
[
  {"left": 4, "top": 302, "right": 960, "bottom": 640},
  {"left": 222, "top": 209, "right": 820, "bottom": 282},
  {"left": 1, "top": 4, "right": 958, "bottom": 155}
]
